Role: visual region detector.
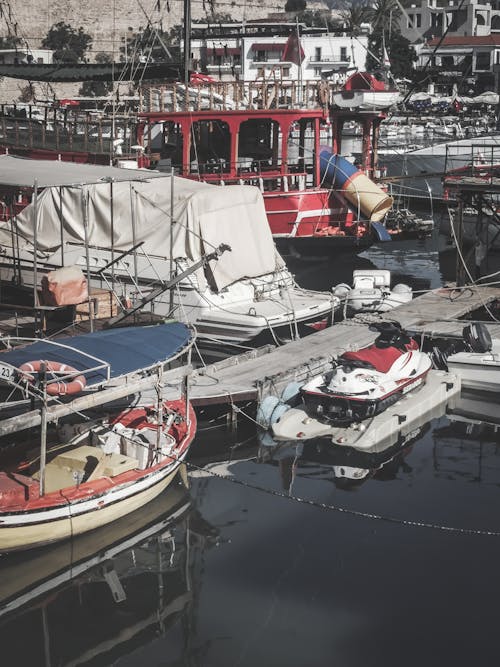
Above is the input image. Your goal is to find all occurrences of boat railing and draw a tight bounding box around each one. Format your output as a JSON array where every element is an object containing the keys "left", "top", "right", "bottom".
[
  {"left": 0, "top": 336, "right": 111, "bottom": 386},
  {"left": 444, "top": 143, "right": 500, "bottom": 184},
  {"left": 140, "top": 80, "right": 339, "bottom": 113},
  {"left": 0, "top": 112, "right": 137, "bottom": 158}
]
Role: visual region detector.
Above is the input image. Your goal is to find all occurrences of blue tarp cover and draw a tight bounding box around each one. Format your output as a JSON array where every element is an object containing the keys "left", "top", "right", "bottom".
[{"left": 0, "top": 322, "right": 192, "bottom": 386}]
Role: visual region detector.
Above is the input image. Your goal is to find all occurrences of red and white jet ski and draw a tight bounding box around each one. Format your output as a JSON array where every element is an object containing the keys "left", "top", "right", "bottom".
[{"left": 300, "top": 322, "right": 432, "bottom": 425}]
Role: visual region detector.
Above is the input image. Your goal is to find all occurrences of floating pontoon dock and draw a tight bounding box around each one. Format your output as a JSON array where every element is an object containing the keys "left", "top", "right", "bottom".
[{"left": 1, "top": 285, "right": 499, "bottom": 436}]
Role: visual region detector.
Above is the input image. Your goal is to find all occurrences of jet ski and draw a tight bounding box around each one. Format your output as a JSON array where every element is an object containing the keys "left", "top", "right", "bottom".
[{"left": 299, "top": 321, "right": 433, "bottom": 425}]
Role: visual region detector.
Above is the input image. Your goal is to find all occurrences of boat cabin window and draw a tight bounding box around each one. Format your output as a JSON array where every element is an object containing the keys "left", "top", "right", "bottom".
[
  {"left": 287, "top": 119, "right": 314, "bottom": 177},
  {"left": 157, "top": 121, "right": 183, "bottom": 170},
  {"left": 191, "top": 120, "right": 231, "bottom": 175},
  {"left": 238, "top": 119, "right": 279, "bottom": 173}
]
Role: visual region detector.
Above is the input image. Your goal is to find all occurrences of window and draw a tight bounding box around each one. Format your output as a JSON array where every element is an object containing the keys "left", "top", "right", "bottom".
[
  {"left": 476, "top": 52, "right": 491, "bottom": 70},
  {"left": 340, "top": 46, "right": 347, "bottom": 61},
  {"left": 408, "top": 13, "right": 414, "bottom": 28},
  {"left": 315, "top": 47, "right": 322, "bottom": 62},
  {"left": 416, "top": 13, "right": 422, "bottom": 27},
  {"left": 256, "top": 50, "right": 266, "bottom": 62},
  {"left": 282, "top": 66, "right": 290, "bottom": 76}
]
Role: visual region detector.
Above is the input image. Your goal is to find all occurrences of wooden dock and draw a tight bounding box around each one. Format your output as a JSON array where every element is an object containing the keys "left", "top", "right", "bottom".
[
  {"left": 1, "top": 285, "right": 499, "bottom": 434},
  {"left": 177, "top": 284, "right": 500, "bottom": 407}
]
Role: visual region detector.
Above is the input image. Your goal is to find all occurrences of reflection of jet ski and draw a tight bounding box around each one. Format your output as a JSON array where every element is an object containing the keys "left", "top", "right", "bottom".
[
  {"left": 259, "top": 424, "right": 427, "bottom": 490},
  {"left": 300, "top": 322, "right": 433, "bottom": 425}
]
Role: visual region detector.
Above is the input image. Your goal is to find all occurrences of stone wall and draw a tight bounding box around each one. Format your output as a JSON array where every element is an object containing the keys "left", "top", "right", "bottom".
[{"left": 0, "top": 0, "right": 329, "bottom": 103}]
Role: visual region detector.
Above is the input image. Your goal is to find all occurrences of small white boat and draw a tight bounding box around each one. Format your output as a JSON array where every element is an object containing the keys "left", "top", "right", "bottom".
[
  {"left": 444, "top": 323, "right": 500, "bottom": 392},
  {"left": 333, "top": 270, "right": 412, "bottom": 314},
  {"left": 332, "top": 72, "right": 401, "bottom": 111}
]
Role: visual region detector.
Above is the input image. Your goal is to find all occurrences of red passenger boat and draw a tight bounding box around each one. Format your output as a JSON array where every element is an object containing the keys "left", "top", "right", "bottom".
[{"left": 0, "top": 81, "right": 393, "bottom": 256}]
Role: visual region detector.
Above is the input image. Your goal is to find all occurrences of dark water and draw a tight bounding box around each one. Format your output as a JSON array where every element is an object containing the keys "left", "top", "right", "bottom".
[{"left": 2, "top": 228, "right": 500, "bottom": 666}]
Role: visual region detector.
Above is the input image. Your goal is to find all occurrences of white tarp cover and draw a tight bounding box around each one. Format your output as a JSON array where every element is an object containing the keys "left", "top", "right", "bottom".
[{"left": 0, "top": 175, "right": 280, "bottom": 291}]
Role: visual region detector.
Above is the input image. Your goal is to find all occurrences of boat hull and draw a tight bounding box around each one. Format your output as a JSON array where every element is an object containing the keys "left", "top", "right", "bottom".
[
  {"left": 332, "top": 91, "right": 401, "bottom": 110},
  {"left": 446, "top": 354, "right": 500, "bottom": 392},
  {"left": 0, "top": 464, "right": 185, "bottom": 552}
]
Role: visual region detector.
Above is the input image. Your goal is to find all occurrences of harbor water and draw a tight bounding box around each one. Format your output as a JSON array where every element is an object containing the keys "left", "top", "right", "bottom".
[{"left": 1, "top": 227, "right": 500, "bottom": 666}]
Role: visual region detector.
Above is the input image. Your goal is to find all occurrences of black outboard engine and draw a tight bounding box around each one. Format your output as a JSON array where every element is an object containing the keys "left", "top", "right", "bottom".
[{"left": 463, "top": 323, "right": 492, "bottom": 353}]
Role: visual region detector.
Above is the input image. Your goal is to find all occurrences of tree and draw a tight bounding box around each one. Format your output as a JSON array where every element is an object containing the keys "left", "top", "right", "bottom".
[
  {"left": 285, "top": 0, "right": 307, "bottom": 12},
  {"left": 120, "top": 25, "right": 177, "bottom": 62},
  {"left": 360, "top": 0, "right": 416, "bottom": 79},
  {"left": 338, "top": 3, "right": 372, "bottom": 34},
  {"left": 79, "top": 52, "right": 114, "bottom": 97},
  {"left": 0, "top": 35, "right": 23, "bottom": 49},
  {"left": 296, "top": 9, "right": 340, "bottom": 30},
  {"left": 42, "top": 22, "right": 92, "bottom": 63}
]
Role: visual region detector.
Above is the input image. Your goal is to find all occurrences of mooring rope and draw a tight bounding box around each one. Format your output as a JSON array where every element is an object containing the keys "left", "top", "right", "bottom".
[{"left": 186, "top": 456, "right": 500, "bottom": 538}]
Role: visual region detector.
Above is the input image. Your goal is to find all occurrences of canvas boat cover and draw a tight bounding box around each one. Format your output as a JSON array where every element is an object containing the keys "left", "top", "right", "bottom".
[
  {"left": 0, "top": 322, "right": 192, "bottom": 386},
  {"left": 0, "top": 157, "right": 281, "bottom": 291},
  {"left": 0, "top": 155, "right": 167, "bottom": 188}
]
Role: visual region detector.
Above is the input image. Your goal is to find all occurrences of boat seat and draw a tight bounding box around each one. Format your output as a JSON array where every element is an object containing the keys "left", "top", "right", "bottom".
[
  {"left": 342, "top": 345, "right": 402, "bottom": 374},
  {"left": 33, "top": 445, "right": 139, "bottom": 493}
]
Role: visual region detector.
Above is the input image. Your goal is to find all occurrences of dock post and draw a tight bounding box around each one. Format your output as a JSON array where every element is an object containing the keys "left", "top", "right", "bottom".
[
  {"left": 455, "top": 197, "right": 466, "bottom": 286},
  {"left": 227, "top": 402, "right": 238, "bottom": 433}
]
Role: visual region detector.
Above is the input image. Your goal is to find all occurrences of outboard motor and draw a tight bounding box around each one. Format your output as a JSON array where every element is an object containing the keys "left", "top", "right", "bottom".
[{"left": 463, "top": 323, "right": 492, "bottom": 353}]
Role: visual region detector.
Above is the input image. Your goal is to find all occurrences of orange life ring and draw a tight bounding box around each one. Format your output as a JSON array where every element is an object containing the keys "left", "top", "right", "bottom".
[{"left": 19, "top": 360, "right": 87, "bottom": 396}]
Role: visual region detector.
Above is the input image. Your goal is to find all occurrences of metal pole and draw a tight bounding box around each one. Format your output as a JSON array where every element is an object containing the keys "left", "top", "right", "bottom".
[
  {"left": 110, "top": 179, "right": 115, "bottom": 284},
  {"left": 185, "top": 347, "right": 191, "bottom": 427},
  {"left": 81, "top": 188, "right": 95, "bottom": 332},
  {"left": 39, "top": 362, "right": 48, "bottom": 496},
  {"left": 58, "top": 187, "right": 64, "bottom": 267},
  {"left": 129, "top": 185, "right": 139, "bottom": 292},
  {"left": 170, "top": 168, "right": 175, "bottom": 314},
  {"left": 183, "top": 0, "right": 191, "bottom": 89},
  {"left": 32, "top": 180, "right": 39, "bottom": 307},
  {"left": 296, "top": 18, "right": 302, "bottom": 106},
  {"left": 156, "top": 363, "right": 163, "bottom": 455}
]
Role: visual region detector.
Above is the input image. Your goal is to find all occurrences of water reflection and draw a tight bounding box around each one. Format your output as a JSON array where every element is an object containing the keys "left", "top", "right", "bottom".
[
  {"left": 0, "top": 478, "right": 218, "bottom": 666},
  {"left": 433, "top": 390, "right": 500, "bottom": 485},
  {"left": 257, "top": 425, "right": 428, "bottom": 493}
]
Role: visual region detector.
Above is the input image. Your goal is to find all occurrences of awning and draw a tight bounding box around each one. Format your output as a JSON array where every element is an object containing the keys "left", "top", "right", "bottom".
[
  {"left": 0, "top": 322, "right": 193, "bottom": 386},
  {"left": 0, "top": 155, "right": 167, "bottom": 188},
  {"left": 250, "top": 43, "right": 285, "bottom": 52},
  {"left": 0, "top": 61, "right": 184, "bottom": 82}
]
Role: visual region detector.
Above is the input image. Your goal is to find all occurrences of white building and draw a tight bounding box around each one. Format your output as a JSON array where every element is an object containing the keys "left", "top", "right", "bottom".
[
  {"left": 0, "top": 48, "right": 53, "bottom": 65},
  {"left": 191, "top": 32, "right": 368, "bottom": 84}
]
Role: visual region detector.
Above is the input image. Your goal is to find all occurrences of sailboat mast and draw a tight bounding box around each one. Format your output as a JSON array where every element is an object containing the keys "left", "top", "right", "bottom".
[{"left": 183, "top": 0, "right": 191, "bottom": 87}]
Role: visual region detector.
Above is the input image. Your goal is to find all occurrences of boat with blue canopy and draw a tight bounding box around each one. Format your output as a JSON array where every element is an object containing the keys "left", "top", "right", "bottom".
[{"left": 0, "top": 321, "right": 195, "bottom": 430}]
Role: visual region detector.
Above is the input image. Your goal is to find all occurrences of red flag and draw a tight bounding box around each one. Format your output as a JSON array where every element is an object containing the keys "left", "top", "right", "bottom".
[{"left": 282, "top": 32, "right": 305, "bottom": 66}]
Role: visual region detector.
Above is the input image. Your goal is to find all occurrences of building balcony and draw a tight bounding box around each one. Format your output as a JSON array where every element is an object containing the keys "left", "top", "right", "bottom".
[
  {"left": 207, "top": 63, "right": 241, "bottom": 71},
  {"left": 310, "top": 56, "right": 350, "bottom": 65}
]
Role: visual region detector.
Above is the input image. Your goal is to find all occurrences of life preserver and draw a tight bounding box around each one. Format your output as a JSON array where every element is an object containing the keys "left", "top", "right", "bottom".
[{"left": 19, "top": 360, "right": 87, "bottom": 396}]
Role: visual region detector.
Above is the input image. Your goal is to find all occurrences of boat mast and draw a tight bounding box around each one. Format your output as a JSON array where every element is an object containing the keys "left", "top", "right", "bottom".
[{"left": 183, "top": 0, "right": 191, "bottom": 87}]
